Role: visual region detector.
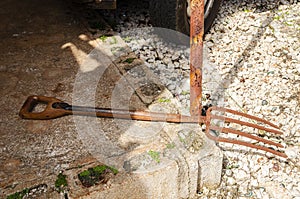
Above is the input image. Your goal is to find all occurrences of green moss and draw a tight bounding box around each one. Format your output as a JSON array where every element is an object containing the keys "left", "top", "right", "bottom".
[
  {"left": 93, "top": 165, "right": 107, "bottom": 173},
  {"left": 123, "top": 57, "right": 136, "bottom": 64},
  {"left": 123, "top": 36, "right": 132, "bottom": 42},
  {"left": 110, "top": 36, "right": 117, "bottom": 45},
  {"left": 181, "top": 91, "right": 190, "bottom": 95},
  {"left": 158, "top": 98, "right": 171, "bottom": 103},
  {"left": 7, "top": 188, "right": 29, "bottom": 199},
  {"left": 148, "top": 150, "right": 160, "bottom": 163},
  {"left": 226, "top": 164, "right": 240, "bottom": 169},
  {"left": 79, "top": 170, "right": 90, "bottom": 177},
  {"left": 178, "top": 135, "right": 186, "bottom": 144},
  {"left": 283, "top": 21, "right": 293, "bottom": 26},
  {"left": 55, "top": 173, "right": 68, "bottom": 193},
  {"left": 166, "top": 142, "right": 175, "bottom": 149},
  {"left": 78, "top": 165, "right": 118, "bottom": 187},
  {"left": 108, "top": 166, "right": 119, "bottom": 175},
  {"left": 273, "top": 15, "right": 281, "bottom": 20},
  {"left": 111, "top": 47, "right": 125, "bottom": 55},
  {"left": 99, "top": 35, "right": 108, "bottom": 42}
]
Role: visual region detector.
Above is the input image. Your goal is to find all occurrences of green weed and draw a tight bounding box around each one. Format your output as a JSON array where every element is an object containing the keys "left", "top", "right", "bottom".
[{"left": 148, "top": 150, "right": 160, "bottom": 163}]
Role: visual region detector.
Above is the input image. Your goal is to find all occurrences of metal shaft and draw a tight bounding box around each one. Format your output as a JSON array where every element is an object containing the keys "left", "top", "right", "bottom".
[
  {"left": 64, "top": 104, "right": 206, "bottom": 123},
  {"left": 190, "top": 0, "right": 205, "bottom": 116}
]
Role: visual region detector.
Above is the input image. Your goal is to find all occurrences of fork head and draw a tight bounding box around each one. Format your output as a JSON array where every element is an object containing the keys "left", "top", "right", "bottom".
[{"left": 204, "top": 106, "right": 287, "bottom": 158}]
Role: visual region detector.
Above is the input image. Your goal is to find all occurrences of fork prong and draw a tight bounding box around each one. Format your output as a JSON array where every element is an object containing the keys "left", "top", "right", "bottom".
[
  {"left": 210, "top": 115, "right": 283, "bottom": 135},
  {"left": 209, "top": 106, "right": 280, "bottom": 129},
  {"left": 204, "top": 127, "right": 287, "bottom": 158},
  {"left": 209, "top": 125, "right": 284, "bottom": 148},
  {"left": 205, "top": 106, "right": 287, "bottom": 158}
]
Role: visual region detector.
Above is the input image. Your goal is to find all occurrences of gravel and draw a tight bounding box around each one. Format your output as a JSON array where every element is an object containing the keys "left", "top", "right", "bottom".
[{"left": 98, "top": 0, "right": 300, "bottom": 198}]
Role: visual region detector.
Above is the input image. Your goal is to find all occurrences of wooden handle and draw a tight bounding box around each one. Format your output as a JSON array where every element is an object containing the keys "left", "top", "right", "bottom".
[{"left": 19, "top": 95, "right": 71, "bottom": 120}]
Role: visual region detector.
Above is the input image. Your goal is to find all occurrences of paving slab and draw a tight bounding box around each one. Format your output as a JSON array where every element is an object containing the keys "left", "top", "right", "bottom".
[{"left": 0, "top": 0, "right": 223, "bottom": 198}]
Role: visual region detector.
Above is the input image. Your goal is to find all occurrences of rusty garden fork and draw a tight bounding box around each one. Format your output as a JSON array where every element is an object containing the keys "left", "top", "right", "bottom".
[
  {"left": 189, "top": 0, "right": 286, "bottom": 158},
  {"left": 19, "top": 0, "right": 287, "bottom": 158}
]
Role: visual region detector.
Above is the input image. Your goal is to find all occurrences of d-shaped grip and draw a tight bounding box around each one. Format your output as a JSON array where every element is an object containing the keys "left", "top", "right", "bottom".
[{"left": 19, "top": 95, "right": 70, "bottom": 120}]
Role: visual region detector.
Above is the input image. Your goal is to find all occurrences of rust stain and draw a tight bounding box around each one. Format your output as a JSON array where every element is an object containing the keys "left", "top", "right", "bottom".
[{"left": 190, "top": 0, "right": 204, "bottom": 116}]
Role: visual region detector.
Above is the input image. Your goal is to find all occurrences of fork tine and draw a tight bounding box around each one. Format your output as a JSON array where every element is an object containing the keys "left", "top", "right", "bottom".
[
  {"left": 209, "top": 106, "right": 280, "bottom": 129},
  {"left": 210, "top": 114, "right": 283, "bottom": 135},
  {"left": 205, "top": 106, "right": 287, "bottom": 158},
  {"left": 207, "top": 106, "right": 283, "bottom": 135},
  {"left": 209, "top": 125, "right": 284, "bottom": 148},
  {"left": 204, "top": 127, "right": 287, "bottom": 158}
]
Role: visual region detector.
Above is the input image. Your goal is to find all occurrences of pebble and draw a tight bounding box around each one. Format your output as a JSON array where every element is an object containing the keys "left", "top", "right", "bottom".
[
  {"left": 225, "top": 169, "right": 233, "bottom": 177},
  {"left": 167, "top": 84, "right": 176, "bottom": 91},
  {"left": 250, "top": 179, "right": 259, "bottom": 187},
  {"left": 227, "top": 177, "right": 235, "bottom": 185},
  {"left": 253, "top": 106, "right": 261, "bottom": 113},
  {"left": 235, "top": 170, "right": 248, "bottom": 181},
  {"left": 285, "top": 146, "right": 300, "bottom": 159},
  {"left": 262, "top": 100, "right": 268, "bottom": 106}
]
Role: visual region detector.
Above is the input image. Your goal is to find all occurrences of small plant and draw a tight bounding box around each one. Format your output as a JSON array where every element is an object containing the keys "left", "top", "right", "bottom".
[
  {"left": 273, "top": 15, "right": 281, "bottom": 20},
  {"left": 181, "top": 91, "right": 190, "bottom": 95},
  {"left": 123, "top": 57, "right": 135, "bottom": 64},
  {"left": 226, "top": 164, "right": 240, "bottom": 169},
  {"left": 166, "top": 142, "right": 175, "bottom": 149},
  {"left": 123, "top": 36, "right": 132, "bottom": 42},
  {"left": 111, "top": 47, "right": 125, "bottom": 55},
  {"left": 79, "top": 169, "right": 90, "bottom": 177},
  {"left": 99, "top": 35, "right": 108, "bottom": 42},
  {"left": 78, "top": 165, "right": 118, "bottom": 187},
  {"left": 244, "top": 9, "right": 252, "bottom": 13},
  {"left": 93, "top": 165, "right": 107, "bottom": 173},
  {"left": 283, "top": 21, "right": 293, "bottom": 26},
  {"left": 148, "top": 150, "right": 160, "bottom": 163},
  {"left": 55, "top": 173, "right": 68, "bottom": 193},
  {"left": 6, "top": 184, "right": 48, "bottom": 199},
  {"left": 110, "top": 36, "right": 117, "bottom": 45},
  {"left": 178, "top": 133, "right": 186, "bottom": 144},
  {"left": 107, "top": 166, "right": 119, "bottom": 175},
  {"left": 158, "top": 98, "right": 171, "bottom": 103},
  {"left": 7, "top": 188, "right": 29, "bottom": 199}
]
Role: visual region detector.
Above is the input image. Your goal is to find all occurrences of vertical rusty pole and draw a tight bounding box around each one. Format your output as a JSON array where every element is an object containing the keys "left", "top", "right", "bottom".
[{"left": 190, "top": 0, "right": 204, "bottom": 116}]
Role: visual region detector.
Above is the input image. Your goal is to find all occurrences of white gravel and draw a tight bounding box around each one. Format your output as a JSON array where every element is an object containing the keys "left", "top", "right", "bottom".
[
  {"left": 198, "top": 1, "right": 300, "bottom": 198},
  {"left": 102, "top": 0, "right": 300, "bottom": 198}
]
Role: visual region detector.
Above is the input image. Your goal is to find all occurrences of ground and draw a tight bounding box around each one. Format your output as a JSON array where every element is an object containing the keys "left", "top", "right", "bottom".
[{"left": 0, "top": 0, "right": 117, "bottom": 197}]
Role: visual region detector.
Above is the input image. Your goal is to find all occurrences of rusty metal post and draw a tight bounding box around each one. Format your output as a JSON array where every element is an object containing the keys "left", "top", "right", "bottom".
[{"left": 190, "top": 0, "right": 204, "bottom": 116}]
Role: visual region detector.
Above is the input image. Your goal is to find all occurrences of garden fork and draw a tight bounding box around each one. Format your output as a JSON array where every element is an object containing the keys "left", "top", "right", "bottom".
[{"left": 19, "top": 95, "right": 286, "bottom": 158}]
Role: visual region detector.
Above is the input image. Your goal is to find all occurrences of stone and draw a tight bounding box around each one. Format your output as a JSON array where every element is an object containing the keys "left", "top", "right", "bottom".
[
  {"left": 225, "top": 169, "right": 233, "bottom": 177},
  {"left": 262, "top": 100, "right": 268, "bottom": 106},
  {"left": 285, "top": 146, "right": 300, "bottom": 159}
]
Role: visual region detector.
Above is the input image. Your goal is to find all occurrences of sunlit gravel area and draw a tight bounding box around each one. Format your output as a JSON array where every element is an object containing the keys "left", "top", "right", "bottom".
[
  {"left": 99, "top": 0, "right": 300, "bottom": 198},
  {"left": 198, "top": 1, "right": 300, "bottom": 198}
]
